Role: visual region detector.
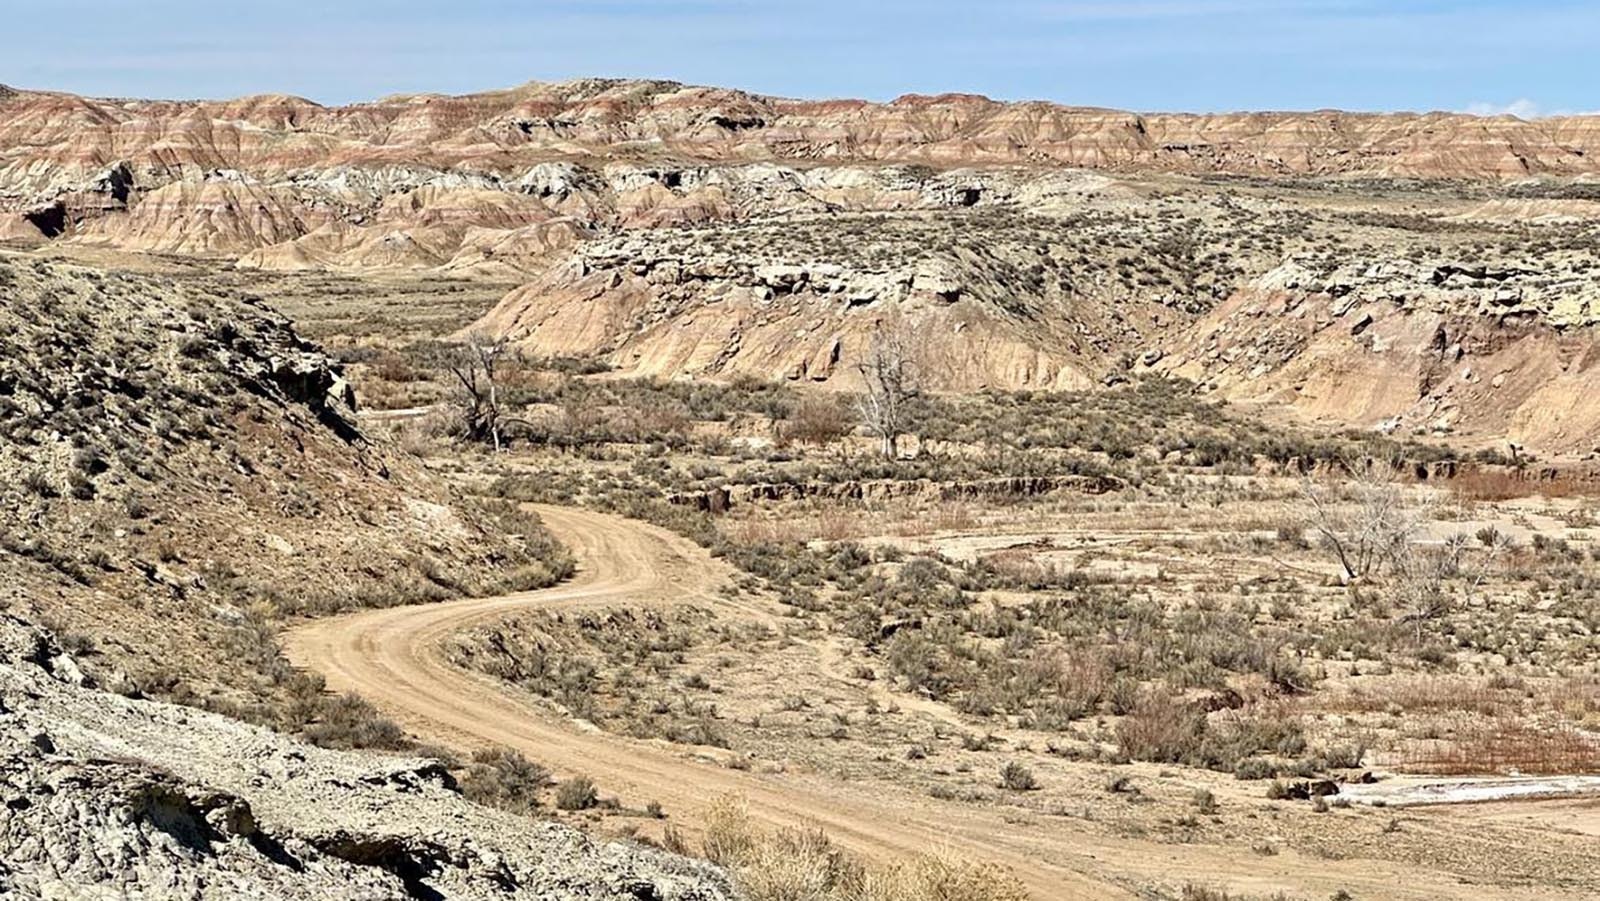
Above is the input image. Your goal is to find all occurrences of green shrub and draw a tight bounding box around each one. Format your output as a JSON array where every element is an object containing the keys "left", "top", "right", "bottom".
[{"left": 460, "top": 748, "right": 550, "bottom": 815}]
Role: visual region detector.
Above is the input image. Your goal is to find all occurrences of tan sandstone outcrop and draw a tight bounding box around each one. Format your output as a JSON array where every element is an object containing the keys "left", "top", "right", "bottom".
[
  {"left": 6, "top": 79, "right": 1600, "bottom": 453},
  {"left": 1156, "top": 260, "right": 1600, "bottom": 454}
]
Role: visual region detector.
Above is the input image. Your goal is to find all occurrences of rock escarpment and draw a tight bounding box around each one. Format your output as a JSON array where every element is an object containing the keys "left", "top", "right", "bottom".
[
  {"left": 467, "top": 180, "right": 1227, "bottom": 391},
  {"left": 466, "top": 183, "right": 1600, "bottom": 455},
  {"left": 1154, "top": 258, "right": 1600, "bottom": 454},
  {"left": 5, "top": 79, "right": 1600, "bottom": 453},
  {"left": 472, "top": 215, "right": 1127, "bottom": 391}
]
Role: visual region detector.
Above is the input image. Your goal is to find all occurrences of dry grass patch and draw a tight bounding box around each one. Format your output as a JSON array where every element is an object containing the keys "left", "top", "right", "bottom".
[
  {"left": 702, "top": 795, "right": 1028, "bottom": 901},
  {"left": 1322, "top": 675, "right": 1521, "bottom": 718},
  {"left": 723, "top": 510, "right": 874, "bottom": 545},
  {"left": 1401, "top": 720, "right": 1600, "bottom": 776},
  {"left": 1448, "top": 467, "right": 1600, "bottom": 502}
]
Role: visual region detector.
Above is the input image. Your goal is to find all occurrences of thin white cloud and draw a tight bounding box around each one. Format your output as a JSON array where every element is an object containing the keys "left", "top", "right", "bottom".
[
  {"left": 1463, "top": 99, "right": 1595, "bottom": 119},
  {"left": 1464, "top": 99, "right": 1545, "bottom": 119}
]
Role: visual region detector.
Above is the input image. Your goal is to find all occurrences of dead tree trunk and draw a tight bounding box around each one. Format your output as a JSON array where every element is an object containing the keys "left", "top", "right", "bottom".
[
  {"left": 856, "top": 330, "right": 917, "bottom": 459},
  {"left": 447, "top": 334, "right": 528, "bottom": 450}
]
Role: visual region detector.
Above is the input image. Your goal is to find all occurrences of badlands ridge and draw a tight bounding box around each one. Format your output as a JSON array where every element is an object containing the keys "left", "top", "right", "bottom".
[{"left": 3, "top": 79, "right": 1600, "bottom": 453}]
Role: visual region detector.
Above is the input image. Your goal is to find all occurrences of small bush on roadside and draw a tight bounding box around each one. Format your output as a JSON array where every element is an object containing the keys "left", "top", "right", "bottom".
[
  {"left": 555, "top": 775, "right": 599, "bottom": 810},
  {"left": 301, "top": 693, "right": 410, "bottom": 750},
  {"left": 701, "top": 794, "right": 1028, "bottom": 901},
  {"left": 460, "top": 748, "right": 550, "bottom": 815}
]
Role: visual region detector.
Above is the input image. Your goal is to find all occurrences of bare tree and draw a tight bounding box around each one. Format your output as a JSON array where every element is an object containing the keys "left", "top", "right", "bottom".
[
  {"left": 1386, "top": 540, "right": 1453, "bottom": 636},
  {"left": 1302, "top": 459, "right": 1511, "bottom": 641},
  {"left": 446, "top": 334, "right": 530, "bottom": 451},
  {"left": 1301, "top": 460, "right": 1416, "bottom": 584},
  {"left": 856, "top": 330, "right": 918, "bottom": 458},
  {"left": 1392, "top": 528, "right": 1511, "bottom": 641}
]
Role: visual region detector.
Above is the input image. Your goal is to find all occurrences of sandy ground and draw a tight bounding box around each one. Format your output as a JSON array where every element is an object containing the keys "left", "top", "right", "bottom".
[{"left": 284, "top": 506, "right": 1600, "bottom": 901}]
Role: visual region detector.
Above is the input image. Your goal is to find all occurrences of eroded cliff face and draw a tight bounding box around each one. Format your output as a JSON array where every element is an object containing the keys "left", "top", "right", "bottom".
[
  {"left": 461, "top": 170, "right": 1600, "bottom": 455},
  {"left": 1156, "top": 259, "right": 1600, "bottom": 454},
  {"left": 6, "top": 79, "right": 1600, "bottom": 191},
  {"left": 5, "top": 78, "right": 1600, "bottom": 260},
  {"left": 467, "top": 185, "right": 1194, "bottom": 392}
]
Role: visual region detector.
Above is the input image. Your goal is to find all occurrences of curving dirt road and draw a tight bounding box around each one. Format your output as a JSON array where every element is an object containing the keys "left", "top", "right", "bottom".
[
  {"left": 284, "top": 506, "right": 1583, "bottom": 901},
  {"left": 284, "top": 505, "right": 1125, "bottom": 899}
]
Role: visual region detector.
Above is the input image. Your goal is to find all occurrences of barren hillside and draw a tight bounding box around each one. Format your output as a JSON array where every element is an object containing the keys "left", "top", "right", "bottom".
[{"left": 0, "top": 253, "right": 566, "bottom": 718}]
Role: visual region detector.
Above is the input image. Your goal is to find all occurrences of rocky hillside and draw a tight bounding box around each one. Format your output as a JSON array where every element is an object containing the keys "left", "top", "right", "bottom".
[
  {"left": 467, "top": 176, "right": 1600, "bottom": 456},
  {"left": 0, "top": 253, "right": 567, "bottom": 718},
  {"left": 1157, "top": 256, "right": 1600, "bottom": 454},
  {"left": 471, "top": 197, "right": 1187, "bottom": 392},
  {"left": 0, "top": 251, "right": 735, "bottom": 896},
  {"left": 0, "top": 615, "right": 731, "bottom": 899}
]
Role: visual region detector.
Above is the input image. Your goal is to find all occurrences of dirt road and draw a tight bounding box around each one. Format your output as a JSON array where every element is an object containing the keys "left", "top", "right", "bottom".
[
  {"left": 284, "top": 505, "right": 1126, "bottom": 899},
  {"left": 284, "top": 506, "right": 1588, "bottom": 901}
]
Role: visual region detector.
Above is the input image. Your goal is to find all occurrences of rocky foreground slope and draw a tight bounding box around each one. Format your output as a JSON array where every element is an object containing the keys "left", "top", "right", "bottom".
[
  {"left": 0, "top": 615, "right": 731, "bottom": 899},
  {"left": 0, "top": 253, "right": 735, "bottom": 897}
]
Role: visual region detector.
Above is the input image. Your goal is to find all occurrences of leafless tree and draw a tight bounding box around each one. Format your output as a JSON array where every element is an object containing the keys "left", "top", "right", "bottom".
[
  {"left": 1301, "top": 460, "right": 1416, "bottom": 584},
  {"left": 1302, "top": 459, "right": 1511, "bottom": 640},
  {"left": 1392, "top": 528, "right": 1511, "bottom": 641},
  {"left": 855, "top": 330, "right": 918, "bottom": 458},
  {"left": 446, "top": 334, "right": 530, "bottom": 451},
  {"left": 1386, "top": 540, "right": 1452, "bottom": 636}
]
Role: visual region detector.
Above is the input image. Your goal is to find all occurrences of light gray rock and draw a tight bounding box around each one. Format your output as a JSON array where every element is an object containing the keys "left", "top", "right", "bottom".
[{"left": 0, "top": 616, "right": 735, "bottom": 901}]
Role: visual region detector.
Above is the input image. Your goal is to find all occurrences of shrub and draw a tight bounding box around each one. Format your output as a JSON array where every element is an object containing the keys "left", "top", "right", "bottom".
[
  {"left": 1116, "top": 694, "right": 1206, "bottom": 764},
  {"left": 1321, "top": 742, "right": 1366, "bottom": 769},
  {"left": 1233, "top": 758, "right": 1277, "bottom": 780},
  {"left": 702, "top": 795, "right": 759, "bottom": 866},
  {"left": 861, "top": 849, "right": 1029, "bottom": 901},
  {"left": 1103, "top": 774, "right": 1137, "bottom": 795},
  {"left": 555, "top": 775, "right": 598, "bottom": 811},
  {"left": 460, "top": 748, "right": 550, "bottom": 815},
  {"left": 783, "top": 395, "right": 857, "bottom": 446},
  {"left": 739, "top": 826, "right": 863, "bottom": 901},
  {"left": 703, "top": 793, "right": 1027, "bottom": 901},
  {"left": 301, "top": 693, "right": 409, "bottom": 750},
  {"left": 999, "top": 761, "right": 1038, "bottom": 791}
]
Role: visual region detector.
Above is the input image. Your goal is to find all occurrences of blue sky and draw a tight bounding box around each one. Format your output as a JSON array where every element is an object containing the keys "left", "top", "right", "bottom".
[{"left": 3, "top": 1, "right": 1594, "bottom": 114}]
